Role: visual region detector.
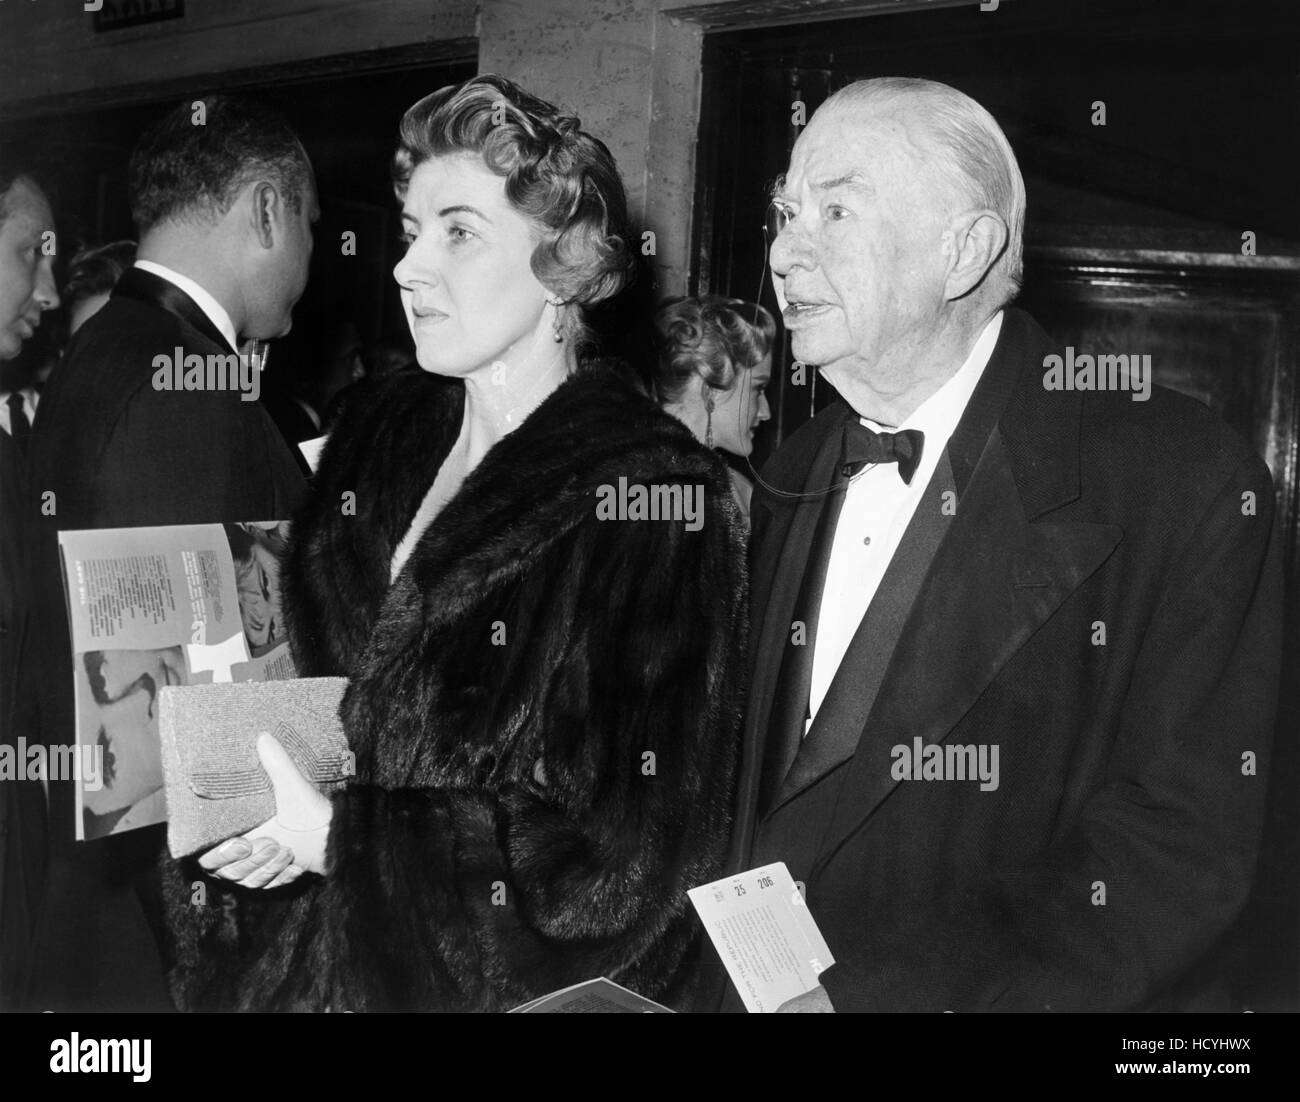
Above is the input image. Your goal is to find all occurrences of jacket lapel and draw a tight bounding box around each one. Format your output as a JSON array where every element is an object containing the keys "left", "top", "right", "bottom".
[
  {"left": 811, "top": 427, "right": 1123, "bottom": 877},
  {"left": 767, "top": 451, "right": 958, "bottom": 814},
  {"left": 751, "top": 411, "right": 849, "bottom": 738},
  {"left": 729, "top": 412, "right": 847, "bottom": 852}
]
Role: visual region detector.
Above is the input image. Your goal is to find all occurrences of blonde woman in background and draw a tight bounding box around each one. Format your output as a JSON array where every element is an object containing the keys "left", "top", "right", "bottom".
[{"left": 652, "top": 295, "right": 775, "bottom": 524}]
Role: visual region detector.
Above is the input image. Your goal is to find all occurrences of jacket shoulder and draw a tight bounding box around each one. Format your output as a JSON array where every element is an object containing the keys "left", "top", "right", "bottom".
[
  {"left": 1062, "top": 383, "right": 1274, "bottom": 544},
  {"left": 33, "top": 299, "right": 189, "bottom": 484},
  {"left": 999, "top": 308, "right": 1272, "bottom": 514},
  {"left": 52, "top": 298, "right": 187, "bottom": 407},
  {"left": 1093, "top": 384, "right": 1268, "bottom": 485}
]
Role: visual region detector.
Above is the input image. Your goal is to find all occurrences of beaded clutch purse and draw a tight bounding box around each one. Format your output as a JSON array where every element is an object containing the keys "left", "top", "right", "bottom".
[{"left": 158, "top": 677, "right": 352, "bottom": 857}]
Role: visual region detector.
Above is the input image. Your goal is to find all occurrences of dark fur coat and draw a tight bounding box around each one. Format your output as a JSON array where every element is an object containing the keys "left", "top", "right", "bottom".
[{"left": 163, "top": 360, "right": 748, "bottom": 1011}]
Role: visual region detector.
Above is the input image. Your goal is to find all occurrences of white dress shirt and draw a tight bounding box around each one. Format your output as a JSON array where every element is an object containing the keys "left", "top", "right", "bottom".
[
  {"left": 807, "top": 311, "right": 1004, "bottom": 728},
  {"left": 134, "top": 259, "right": 239, "bottom": 352},
  {"left": 0, "top": 386, "right": 38, "bottom": 435}
]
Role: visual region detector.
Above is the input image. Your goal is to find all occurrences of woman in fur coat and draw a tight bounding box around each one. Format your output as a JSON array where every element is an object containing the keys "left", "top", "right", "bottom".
[{"left": 164, "top": 75, "right": 748, "bottom": 1012}]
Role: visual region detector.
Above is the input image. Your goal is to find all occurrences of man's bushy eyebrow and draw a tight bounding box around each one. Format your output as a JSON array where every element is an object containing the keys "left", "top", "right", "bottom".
[
  {"left": 814, "top": 171, "right": 872, "bottom": 193},
  {"left": 769, "top": 171, "right": 874, "bottom": 202}
]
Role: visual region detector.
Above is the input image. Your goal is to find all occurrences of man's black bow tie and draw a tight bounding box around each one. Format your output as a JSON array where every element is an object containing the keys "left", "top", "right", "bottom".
[{"left": 841, "top": 417, "right": 925, "bottom": 484}]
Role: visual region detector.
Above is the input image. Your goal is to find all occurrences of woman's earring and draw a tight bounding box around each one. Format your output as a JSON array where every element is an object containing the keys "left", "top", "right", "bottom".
[
  {"left": 550, "top": 300, "right": 564, "bottom": 342},
  {"left": 705, "top": 393, "right": 715, "bottom": 449}
]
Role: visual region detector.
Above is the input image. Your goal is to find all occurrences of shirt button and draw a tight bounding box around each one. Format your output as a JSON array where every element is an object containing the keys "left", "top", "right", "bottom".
[{"left": 862, "top": 536, "right": 872, "bottom": 546}]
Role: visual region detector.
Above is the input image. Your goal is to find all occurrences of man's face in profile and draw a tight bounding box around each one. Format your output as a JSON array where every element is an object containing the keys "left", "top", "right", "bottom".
[
  {"left": 0, "top": 178, "right": 59, "bottom": 361},
  {"left": 768, "top": 104, "right": 953, "bottom": 383}
]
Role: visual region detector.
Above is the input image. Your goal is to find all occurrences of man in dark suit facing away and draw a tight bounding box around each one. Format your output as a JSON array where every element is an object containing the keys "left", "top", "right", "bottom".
[
  {"left": 20, "top": 95, "right": 315, "bottom": 1010},
  {"left": 713, "top": 78, "right": 1282, "bottom": 1013}
]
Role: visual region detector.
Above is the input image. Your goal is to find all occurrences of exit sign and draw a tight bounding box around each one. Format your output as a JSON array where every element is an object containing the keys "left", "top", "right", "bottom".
[{"left": 92, "top": 0, "right": 185, "bottom": 33}]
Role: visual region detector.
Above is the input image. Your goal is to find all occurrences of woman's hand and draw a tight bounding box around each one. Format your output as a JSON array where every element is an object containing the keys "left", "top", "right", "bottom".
[{"left": 198, "top": 732, "right": 333, "bottom": 888}]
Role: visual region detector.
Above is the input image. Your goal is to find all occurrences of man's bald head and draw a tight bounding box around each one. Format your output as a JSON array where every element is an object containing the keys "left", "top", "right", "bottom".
[{"left": 817, "top": 78, "right": 1025, "bottom": 305}]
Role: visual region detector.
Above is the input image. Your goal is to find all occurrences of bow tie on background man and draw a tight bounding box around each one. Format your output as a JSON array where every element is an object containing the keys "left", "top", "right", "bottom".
[{"left": 841, "top": 415, "right": 925, "bottom": 484}]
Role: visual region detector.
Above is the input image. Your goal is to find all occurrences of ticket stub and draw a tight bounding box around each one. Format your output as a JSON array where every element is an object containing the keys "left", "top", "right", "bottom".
[{"left": 688, "top": 861, "right": 834, "bottom": 1013}]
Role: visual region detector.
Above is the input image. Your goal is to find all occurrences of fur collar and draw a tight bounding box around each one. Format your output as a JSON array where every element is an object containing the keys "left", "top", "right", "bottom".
[{"left": 286, "top": 358, "right": 730, "bottom": 676}]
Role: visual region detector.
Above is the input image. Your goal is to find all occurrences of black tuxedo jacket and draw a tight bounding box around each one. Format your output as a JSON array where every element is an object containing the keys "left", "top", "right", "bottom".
[
  {"left": 17, "top": 268, "right": 307, "bottom": 1011},
  {"left": 723, "top": 308, "right": 1282, "bottom": 1012},
  {"left": 0, "top": 426, "right": 46, "bottom": 1009}
]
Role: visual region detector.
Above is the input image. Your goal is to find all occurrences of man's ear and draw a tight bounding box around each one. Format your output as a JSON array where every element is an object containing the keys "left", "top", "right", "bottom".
[
  {"left": 248, "top": 181, "right": 281, "bottom": 250},
  {"left": 942, "top": 209, "right": 1008, "bottom": 301}
]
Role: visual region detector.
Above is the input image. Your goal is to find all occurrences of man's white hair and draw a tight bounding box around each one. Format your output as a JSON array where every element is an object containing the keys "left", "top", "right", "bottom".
[{"left": 821, "top": 77, "right": 1026, "bottom": 304}]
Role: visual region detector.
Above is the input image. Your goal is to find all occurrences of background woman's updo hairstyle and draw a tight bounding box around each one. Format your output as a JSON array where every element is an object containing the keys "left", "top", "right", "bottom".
[
  {"left": 393, "top": 74, "right": 635, "bottom": 352},
  {"left": 651, "top": 294, "right": 777, "bottom": 404}
]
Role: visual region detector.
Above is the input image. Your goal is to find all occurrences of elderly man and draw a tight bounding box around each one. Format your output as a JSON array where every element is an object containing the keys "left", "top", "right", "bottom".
[
  {"left": 21, "top": 95, "right": 315, "bottom": 1010},
  {"left": 718, "top": 78, "right": 1281, "bottom": 1013}
]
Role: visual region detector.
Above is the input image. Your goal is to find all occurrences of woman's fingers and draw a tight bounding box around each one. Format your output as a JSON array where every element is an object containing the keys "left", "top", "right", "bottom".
[
  {"left": 210, "top": 837, "right": 283, "bottom": 881},
  {"left": 264, "top": 864, "right": 304, "bottom": 890},
  {"left": 198, "top": 836, "right": 250, "bottom": 872},
  {"left": 196, "top": 834, "right": 302, "bottom": 890},
  {"left": 240, "top": 844, "right": 297, "bottom": 889}
]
